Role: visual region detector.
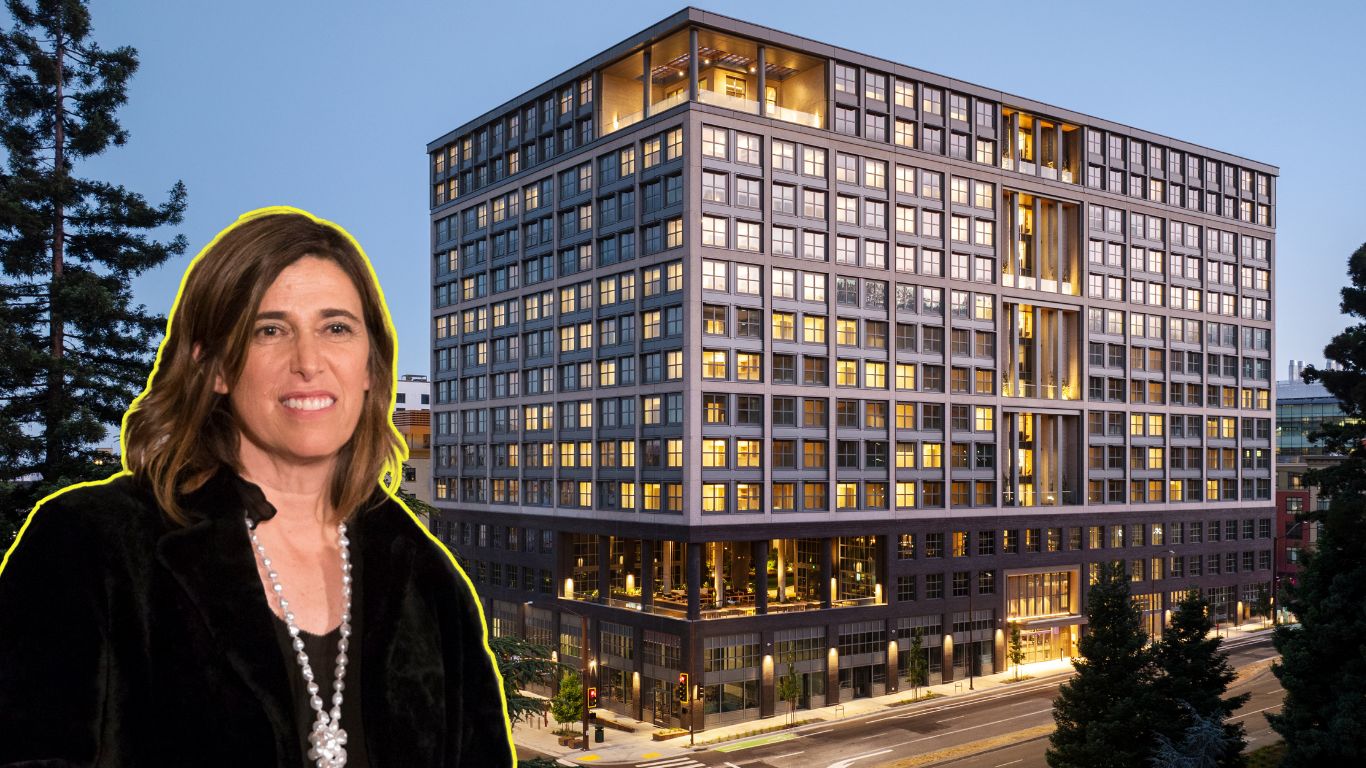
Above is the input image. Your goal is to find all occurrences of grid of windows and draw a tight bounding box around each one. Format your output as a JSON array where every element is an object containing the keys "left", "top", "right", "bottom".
[{"left": 431, "top": 17, "right": 1276, "bottom": 727}]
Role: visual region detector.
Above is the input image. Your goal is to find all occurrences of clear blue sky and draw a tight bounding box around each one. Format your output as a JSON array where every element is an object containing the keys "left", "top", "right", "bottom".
[{"left": 48, "top": 0, "right": 1366, "bottom": 446}]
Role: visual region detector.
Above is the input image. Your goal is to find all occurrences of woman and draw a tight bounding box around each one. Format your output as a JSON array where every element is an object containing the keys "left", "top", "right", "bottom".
[{"left": 0, "top": 208, "right": 514, "bottom": 767}]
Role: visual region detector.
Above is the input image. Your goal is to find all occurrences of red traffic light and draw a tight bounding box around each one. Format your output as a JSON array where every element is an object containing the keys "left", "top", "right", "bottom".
[{"left": 586, "top": 686, "right": 598, "bottom": 708}]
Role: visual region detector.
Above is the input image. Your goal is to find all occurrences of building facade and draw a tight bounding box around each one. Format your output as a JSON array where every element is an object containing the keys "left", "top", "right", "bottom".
[
  {"left": 427, "top": 8, "right": 1278, "bottom": 728},
  {"left": 1273, "top": 372, "right": 1341, "bottom": 583}
]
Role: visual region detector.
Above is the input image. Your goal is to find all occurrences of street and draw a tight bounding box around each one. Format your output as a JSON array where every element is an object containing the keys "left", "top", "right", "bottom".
[{"left": 603, "top": 634, "right": 1280, "bottom": 768}]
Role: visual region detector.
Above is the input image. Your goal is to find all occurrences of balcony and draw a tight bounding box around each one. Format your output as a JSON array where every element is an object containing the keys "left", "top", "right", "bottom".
[
  {"left": 599, "top": 26, "right": 825, "bottom": 136},
  {"left": 697, "top": 88, "right": 758, "bottom": 114},
  {"left": 1001, "top": 108, "right": 1081, "bottom": 185}
]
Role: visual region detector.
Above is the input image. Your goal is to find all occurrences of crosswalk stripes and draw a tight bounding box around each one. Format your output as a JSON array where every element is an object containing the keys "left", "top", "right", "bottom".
[{"left": 637, "top": 756, "right": 705, "bottom": 768}]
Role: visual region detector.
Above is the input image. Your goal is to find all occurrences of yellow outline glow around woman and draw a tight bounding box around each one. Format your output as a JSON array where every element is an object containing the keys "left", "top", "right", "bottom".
[{"left": 0, "top": 207, "right": 515, "bottom": 767}]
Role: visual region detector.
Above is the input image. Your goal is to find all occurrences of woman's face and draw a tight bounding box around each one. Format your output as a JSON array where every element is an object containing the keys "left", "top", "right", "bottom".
[{"left": 215, "top": 256, "right": 371, "bottom": 471}]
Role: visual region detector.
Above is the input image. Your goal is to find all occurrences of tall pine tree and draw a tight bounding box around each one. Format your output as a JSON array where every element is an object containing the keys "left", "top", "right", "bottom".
[
  {"left": 1047, "top": 561, "right": 1160, "bottom": 768},
  {"left": 1269, "top": 242, "right": 1366, "bottom": 765},
  {"left": 1153, "top": 589, "right": 1248, "bottom": 767},
  {"left": 0, "top": 0, "right": 186, "bottom": 542}
]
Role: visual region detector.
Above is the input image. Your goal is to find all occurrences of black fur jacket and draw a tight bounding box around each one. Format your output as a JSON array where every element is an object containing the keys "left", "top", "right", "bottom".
[{"left": 0, "top": 470, "right": 514, "bottom": 767}]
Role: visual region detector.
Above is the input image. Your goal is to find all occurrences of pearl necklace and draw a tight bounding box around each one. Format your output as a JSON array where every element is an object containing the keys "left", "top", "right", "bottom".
[{"left": 247, "top": 518, "right": 353, "bottom": 768}]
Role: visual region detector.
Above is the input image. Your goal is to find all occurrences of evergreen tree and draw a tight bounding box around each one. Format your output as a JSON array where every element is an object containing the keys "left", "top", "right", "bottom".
[
  {"left": 1150, "top": 706, "right": 1235, "bottom": 768},
  {"left": 396, "top": 487, "right": 437, "bottom": 528},
  {"left": 1047, "top": 562, "right": 1159, "bottom": 768},
  {"left": 486, "top": 635, "right": 557, "bottom": 726},
  {"left": 1269, "top": 501, "right": 1366, "bottom": 765},
  {"left": 0, "top": 0, "right": 187, "bottom": 541},
  {"left": 1270, "top": 242, "right": 1366, "bottom": 765},
  {"left": 1153, "top": 590, "right": 1248, "bottom": 767}
]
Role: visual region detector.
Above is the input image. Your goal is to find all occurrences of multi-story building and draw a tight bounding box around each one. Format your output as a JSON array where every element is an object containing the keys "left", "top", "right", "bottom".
[
  {"left": 1274, "top": 366, "right": 1342, "bottom": 582},
  {"left": 426, "top": 8, "right": 1277, "bottom": 728},
  {"left": 395, "top": 372, "right": 432, "bottom": 412}
]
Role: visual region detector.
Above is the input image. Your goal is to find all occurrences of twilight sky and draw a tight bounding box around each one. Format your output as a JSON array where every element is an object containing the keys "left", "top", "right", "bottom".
[{"left": 29, "top": 0, "right": 1365, "bottom": 446}]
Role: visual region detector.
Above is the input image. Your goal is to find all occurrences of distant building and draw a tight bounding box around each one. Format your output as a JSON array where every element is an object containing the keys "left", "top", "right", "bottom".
[
  {"left": 395, "top": 373, "right": 431, "bottom": 412},
  {"left": 1274, "top": 370, "right": 1344, "bottom": 583},
  {"left": 392, "top": 374, "right": 434, "bottom": 512},
  {"left": 394, "top": 408, "right": 433, "bottom": 508}
]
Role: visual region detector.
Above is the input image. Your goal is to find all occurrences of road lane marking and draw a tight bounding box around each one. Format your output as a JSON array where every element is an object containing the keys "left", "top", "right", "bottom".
[
  {"left": 995, "top": 760, "right": 1024, "bottom": 767},
  {"left": 827, "top": 748, "right": 893, "bottom": 768},
  {"left": 1230, "top": 703, "right": 1283, "bottom": 720},
  {"left": 638, "top": 758, "right": 703, "bottom": 768},
  {"left": 880, "top": 724, "right": 1054, "bottom": 768},
  {"left": 714, "top": 732, "right": 798, "bottom": 752}
]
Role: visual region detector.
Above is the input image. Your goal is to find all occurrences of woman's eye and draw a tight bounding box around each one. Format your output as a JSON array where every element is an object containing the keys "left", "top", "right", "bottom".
[
  {"left": 326, "top": 323, "right": 355, "bottom": 336},
  {"left": 255, "top": 325, "right": 284, "bottom": 338}
]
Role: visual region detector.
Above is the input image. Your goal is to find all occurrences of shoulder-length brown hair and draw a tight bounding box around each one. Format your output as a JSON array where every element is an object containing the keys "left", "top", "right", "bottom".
[{"left": 123, "top": 207, "right": 407, "bottom": 525}]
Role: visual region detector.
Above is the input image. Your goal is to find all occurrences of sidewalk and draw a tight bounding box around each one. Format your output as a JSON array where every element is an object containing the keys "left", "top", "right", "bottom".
[{"left": 514, "top": 621, "right": 1274, "bottom": 766}]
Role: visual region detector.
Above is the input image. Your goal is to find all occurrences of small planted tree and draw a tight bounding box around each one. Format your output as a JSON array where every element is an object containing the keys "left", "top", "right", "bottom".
[
  {"left": 776, "top": 658, "right": 801, "bottom": 726},
  {"left": 1250, "top": 584, "right": 1271, "bottom": 627},
  {"left": 905, "top": 630, "right": 928, "bottom": 700},
  {"left": 550, "top": 671, "right": 583, "bottom": 735},
  {"left": 1009, "top": 624, "right": 1027, "bottom": 681}
]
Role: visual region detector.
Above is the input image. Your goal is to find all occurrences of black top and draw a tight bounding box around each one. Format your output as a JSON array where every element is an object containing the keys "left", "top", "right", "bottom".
[
  {"left": 271, "top": 613, "right": 370, "bottom": 768},
  {"left": 0, "top": 470, "right": 515, "bottom": 767}
]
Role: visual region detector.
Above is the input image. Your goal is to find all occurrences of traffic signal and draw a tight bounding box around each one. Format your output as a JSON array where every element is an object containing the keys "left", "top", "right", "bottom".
[
  {"left": 676, "top": 673, "right": 689, "bottom": 703},
  {"left": 586, "top": 687, "right": 598, "bottom": 708}
]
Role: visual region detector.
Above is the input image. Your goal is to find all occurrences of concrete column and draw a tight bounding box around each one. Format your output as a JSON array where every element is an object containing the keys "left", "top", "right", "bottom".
[
  {"left": 756, "top": 46, "right": 767, "bottom": 117},
  {"left": 1055, "top": 415, "right": 1064, "bottom": 504},
  {"left": 776, "top": 540, "right": 787, "bottom": 602},
  {"left": 642, "top": 49, "right": 652, "bottom": 114},
  {"left": 641, "top": 539, "right": 655, "bottom": 609},
  {"left": 1010, "top": 411, "right": 1020, "bottom": 506},
  {"left": 826, "top": 635, "right": 840, "bottom": 704},
  {"left": 633, "top": 624, "right": 645, "bottom": 722},
  {"left": 712, "top": 541, "right": 724, "bottom": 608},
  {"left": 942, "top": 632, "right": 955, "bottom": 683},
  {"left": 760, "top": 642, "right": 775, "bottom": 717},
  {"left": 598, "top": 534, "right": 611, "bottom": 601},
  {"left": 1005, "top": 191, "right": 1017, "bottom": 284},
  {"left": 1033, "top": 412, "right": 1043, "bottom": 507},
  {"left": 688, "top": 28, "right": 699, "bottom": 102},
  {"left": 662, "top": 540, "right": 675, "bottom": 591},
  {"left": 820, "top": 538, "right": 834, "bottom": 608},
  {"left": 687, "top": 542, "right": 702, "bottom": 620},
  {"left": 886, "top": 620, "right": 899, "bottom": 693},
  {"left": 754, "top": 539, "right": 770, "bottom": 614}
]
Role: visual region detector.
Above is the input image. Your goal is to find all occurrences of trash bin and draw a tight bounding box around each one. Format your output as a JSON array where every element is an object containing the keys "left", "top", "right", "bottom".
[{"left": 594, "top": 724, "right": 605, "bottom": 743}]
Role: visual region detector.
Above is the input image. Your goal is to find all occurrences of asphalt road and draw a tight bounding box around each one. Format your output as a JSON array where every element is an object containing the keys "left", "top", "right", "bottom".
[{"left": 615, "top": 634, "right": 1281, "bottom": 768}]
